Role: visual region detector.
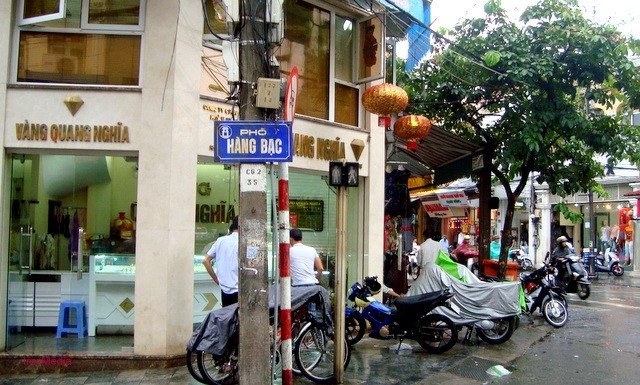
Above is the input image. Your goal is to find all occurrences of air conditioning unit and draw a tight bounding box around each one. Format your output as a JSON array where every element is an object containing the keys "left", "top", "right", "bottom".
[{"left": 41, "top": 54, "right": 78, "bottom": 74}]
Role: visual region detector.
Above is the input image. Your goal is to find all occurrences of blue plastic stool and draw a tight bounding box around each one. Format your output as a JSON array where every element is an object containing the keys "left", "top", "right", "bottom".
[{"left": 56, "top": 301, "right": 87, "bottom": 338}]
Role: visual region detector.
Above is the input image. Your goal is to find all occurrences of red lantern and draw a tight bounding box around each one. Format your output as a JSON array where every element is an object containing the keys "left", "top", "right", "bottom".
[
  {"left": 361, "top": 83, "right": 409, "bottom": 118},
  {"left": 393, "top": 115, "right": 431, "bottom": 150}
]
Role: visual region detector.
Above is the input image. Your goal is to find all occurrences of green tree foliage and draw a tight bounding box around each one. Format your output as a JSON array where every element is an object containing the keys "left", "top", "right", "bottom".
[{"left": 399, "top": 0, "right": 640, "bottom": 276}]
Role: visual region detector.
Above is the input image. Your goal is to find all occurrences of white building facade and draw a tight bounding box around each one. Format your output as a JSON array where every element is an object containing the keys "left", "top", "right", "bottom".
[{"left": 0, "top": 0, "right": 393, "bottom": 359}]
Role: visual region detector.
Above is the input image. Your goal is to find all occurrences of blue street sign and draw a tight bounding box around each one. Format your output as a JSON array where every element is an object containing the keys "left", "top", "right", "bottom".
[{"left": 213, "top": 120, "right": 293, "bottom": 162}]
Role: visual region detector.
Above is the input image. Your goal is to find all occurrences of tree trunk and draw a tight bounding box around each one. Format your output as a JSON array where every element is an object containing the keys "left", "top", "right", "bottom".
[{"left": 498, "top": 191, "right": 516, "bottom": 278}]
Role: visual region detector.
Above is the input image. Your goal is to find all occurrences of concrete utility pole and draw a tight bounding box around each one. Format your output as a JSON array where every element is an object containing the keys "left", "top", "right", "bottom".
[{"left": 237, "top": 1, "right": 270, "bottom": 383}]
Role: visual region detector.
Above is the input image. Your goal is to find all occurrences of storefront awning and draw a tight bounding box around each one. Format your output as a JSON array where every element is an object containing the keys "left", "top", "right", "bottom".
[
  {"left": 387, "top": 125, "right": 483, "bottom": 185},
  {"left": 623, "top": 190, "right": 640, "bottom": 198}
]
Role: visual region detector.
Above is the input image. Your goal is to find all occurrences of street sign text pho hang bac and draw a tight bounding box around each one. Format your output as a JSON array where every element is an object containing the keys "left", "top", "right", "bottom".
[{"left": 214, "top": 120, "right": 293, "bottom": 162}]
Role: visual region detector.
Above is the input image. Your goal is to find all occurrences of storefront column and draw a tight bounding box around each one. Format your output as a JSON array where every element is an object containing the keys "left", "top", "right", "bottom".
[
  {"left": 363, "top": 110, "right": 386, "bottom": 282},
  {"left": 535, "top": 183, "right": 552, "bottom": 264},
  {"left": 0, "top": 0, "right": 10, "bottom": 351},
  {"left": 133, "top": 1, "right": 202, "bottom": 356}
]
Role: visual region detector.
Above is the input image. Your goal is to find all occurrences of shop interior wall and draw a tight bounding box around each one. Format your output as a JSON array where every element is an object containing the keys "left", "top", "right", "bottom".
[{"left": 11, "top": 155, "right": 138, "bottom": 271}]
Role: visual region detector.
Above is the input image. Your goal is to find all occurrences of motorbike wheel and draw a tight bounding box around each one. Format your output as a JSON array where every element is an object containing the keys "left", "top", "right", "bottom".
[
  {"left": 345, "top": 312, "right": 366, "bottom": 346},
  {"left": 612, "top": 264, "right": 625, "bottom": 276},
  {"left": 576, "top": 283, "right": 590, "bottom": 300},
  {"left": 294, "top": 321, "right": 351, "bottom": 384},
  {"left": 415, "top": 314, "right": 458, "bottom": 354},
  {"left": 186, "top": 349, "right": 207, "bottom": 384},
  {"left": 408, "top": 263, "right": 419, "bottom": 280},
  {"left": 541, "top": 297, "right": 568, "bottom": 328},
  {"left": 197, "top": 348, "right": 238, "bottom": 385},
  {"left": 521, "top": 258, "right": 534, "bottom": 271},
  {"left": 470, "top": 262, "right": 479, "bottom": 276},
  {"left": 476, "top": 316, "right": 516, "bottom": 345}
]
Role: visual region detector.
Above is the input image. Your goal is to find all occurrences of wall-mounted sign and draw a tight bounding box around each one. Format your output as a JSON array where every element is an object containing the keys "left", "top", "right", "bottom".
[
  {"left": 14, "top": 121, "right": 130, "bottom": 143},
  {"left": 214, "top": 120, "right": 293, "bottom": 162},
  {"left": 289, "top": 199, "right": 324, "bottom": 232},
  {"left": 422, "top": 201, "right": 453, "bottom": 218},
  {"left": 284, "top": 66, "right": 299, "bottom": 122},
  {"left": 293, "top": 133, "right": 346, "bottom": 161},
  {"left": 437, "top": 191, "right": 468, "bottom": 207},
  {"left": 472, "top": 154, "right": 484, "bottom": 171}
]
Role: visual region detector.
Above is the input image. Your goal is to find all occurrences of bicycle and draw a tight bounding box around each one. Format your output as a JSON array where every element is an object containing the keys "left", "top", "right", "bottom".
[
  {"left": 294, "top": 300, "right": 351, "bottom": 383},
  {"left": 188, "top": 285, "right": 347, "bottom": 384}
]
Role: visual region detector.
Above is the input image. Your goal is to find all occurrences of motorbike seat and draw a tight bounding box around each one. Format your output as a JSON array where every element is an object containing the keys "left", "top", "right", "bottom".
[{"left": 394, "top": 290, "right": 452, "bottom": 312}]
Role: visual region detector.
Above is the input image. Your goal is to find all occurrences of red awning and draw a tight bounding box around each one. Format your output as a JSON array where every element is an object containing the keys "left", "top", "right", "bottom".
[{"left": 623, "top": 190, "right": 640, "bottom": 197}]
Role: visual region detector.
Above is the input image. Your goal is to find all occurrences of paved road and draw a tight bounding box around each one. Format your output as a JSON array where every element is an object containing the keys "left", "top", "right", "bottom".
[
  {"left": 1, "top": 273, "right": 638, "bottom": 384},
  {"left": 494, "top": 276, "right": 640, "bottom": 385}
]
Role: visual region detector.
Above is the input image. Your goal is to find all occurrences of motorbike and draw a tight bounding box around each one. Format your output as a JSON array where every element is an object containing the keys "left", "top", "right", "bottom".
[
  {"left": 554, "top": 254, "right": 591, "bottom": 300},
  {"left": 509, "top": 246, "right": 533, "bottom": 270},
  {"left": 520, "top": 262, "right": 568, "bottom": 328},
  {"left": 345, "top": 276, "right": 458, "bottom": 354},
  {"left": 405, "top": 254, "right": 520, "bottom": 345},
  {"left": 187, "top": 285, "right": 350, "bottom": 384},
  {"left": 592, "top": 247, "right": 625, "bottom": 276}
]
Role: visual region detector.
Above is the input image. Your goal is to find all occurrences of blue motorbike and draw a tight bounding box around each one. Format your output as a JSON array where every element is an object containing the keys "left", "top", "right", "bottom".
[{"left": 345, "top": 276, "right": 458, "bottom": 354}]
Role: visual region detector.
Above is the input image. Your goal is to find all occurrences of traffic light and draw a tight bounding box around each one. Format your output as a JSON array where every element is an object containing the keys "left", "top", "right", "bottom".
[{"left": 329, "top": 161, "right": 359, "bottom": 187}]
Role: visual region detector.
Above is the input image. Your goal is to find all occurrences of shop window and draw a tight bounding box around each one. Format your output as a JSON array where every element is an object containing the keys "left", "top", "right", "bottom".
[
  {"left": 334, "top": 83, "right": 358, "bottom": 126},
  {"left": 275, "top": 0, "right": 360, "bottom": 126},
  {"left": 277, "top": 0, "right": 330, "bottom": 120},
  {"left": 356, "top": 16, "right": 383, "bottom": 83},
  {"left": 335, "top": 14, "right": 353, "bottom": 82},
  {"left": 83, "top": 0, "right": 144, "bottom": 29},
  {"left": 14, "top": 0, "right": 144, "bottom": 86},
  {"left": 18, "top": 0, "right": 66, "bottom": 25}
]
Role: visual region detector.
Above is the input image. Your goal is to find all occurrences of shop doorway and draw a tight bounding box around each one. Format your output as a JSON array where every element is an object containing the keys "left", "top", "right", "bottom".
[{"left": 5, "top": 153, "right": 137, "bottom": 355}]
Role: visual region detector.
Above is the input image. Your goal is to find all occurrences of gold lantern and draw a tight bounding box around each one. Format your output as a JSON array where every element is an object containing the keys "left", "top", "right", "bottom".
[
  {"left": 361, "top": 84, "right": 409, "bottom": 128},
  {"left": 393, "top": 115, "right": 431, "bottom": 150}
]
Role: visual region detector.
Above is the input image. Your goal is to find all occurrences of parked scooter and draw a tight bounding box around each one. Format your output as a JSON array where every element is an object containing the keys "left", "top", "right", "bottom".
[
  {"left": 553, "top": 254, "right": 591, "bottom": 300},
  {"left": 520, "top": 262, "right": 568, "bottom": 328},
  {"left": 509, "top": 246, "right": 534, "bottom": 270},
  {"left": 592, "top": 247, "right": 625, "bottom": 276},
  {"left": 345, "top": 276, "right": 458, "bottom": 354}
]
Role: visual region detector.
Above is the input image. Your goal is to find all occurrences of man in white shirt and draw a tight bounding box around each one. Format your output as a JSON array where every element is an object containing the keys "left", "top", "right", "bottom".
[
  {"left": 417, "top": 228, "right": 441, "bottom": 270},
  {"left": 439, "top": 235, "right": 450, "bottom": 253},
  {"left": 204, "top": 216, "right": 239, "bottom": 307},
  {"left": 290, "top": 228, "right": 324, "bottom": 286}
]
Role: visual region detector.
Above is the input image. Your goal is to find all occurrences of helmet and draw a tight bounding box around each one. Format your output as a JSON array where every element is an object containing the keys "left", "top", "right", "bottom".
[
  {"left": 364, "top": 276, "right": 381, "bottom": 295},
  {"left": 556, "top": 236, "right": 568, "bottom": 243},
  {"left": 464, "top": 235, "right": 471, "bottom": 240}
]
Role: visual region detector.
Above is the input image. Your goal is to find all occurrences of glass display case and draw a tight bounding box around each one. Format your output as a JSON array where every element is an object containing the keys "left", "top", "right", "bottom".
[
  {"left": 194, "top": 255, "right": 208, "bottom": 274},
  {"left": 92, "top": 254, "right": 211, "bottom": 275},
  {"left": 93, "top": 254, "right": 137, "bottom": 275},
  {"left": 88, "top": 254, "right": 220, "bottom": 333}
]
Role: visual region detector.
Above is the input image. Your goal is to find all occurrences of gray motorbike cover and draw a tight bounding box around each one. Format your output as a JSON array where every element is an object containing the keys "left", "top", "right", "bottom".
[
  {"left": 407, "top": 255, "right": 521, "bottom": 324},
  {"left": 187, "top": 285, "right": 332, "bottom": 356},
  {"left": 187, "top": 303, "right": 239, "bottom": 358}
]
